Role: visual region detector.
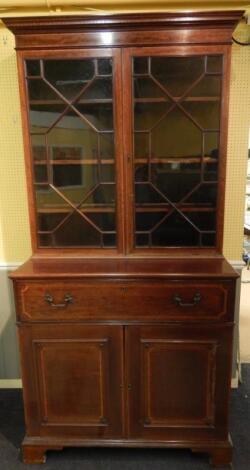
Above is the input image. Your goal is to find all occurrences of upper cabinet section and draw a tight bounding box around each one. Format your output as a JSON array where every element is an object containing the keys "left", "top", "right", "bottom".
[{"left": 2, "top": 11, "right": 243, "bottom": 256}]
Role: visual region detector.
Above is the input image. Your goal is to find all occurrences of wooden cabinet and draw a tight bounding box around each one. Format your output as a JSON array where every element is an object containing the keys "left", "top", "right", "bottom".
[{"left": 3, "top": 10, "right": 243, "bottom": 467}]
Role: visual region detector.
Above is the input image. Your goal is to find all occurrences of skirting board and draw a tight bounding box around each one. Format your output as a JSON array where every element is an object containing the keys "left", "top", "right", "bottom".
[{"left": 0, "top": 379, "right": 22, "bottom": 388}]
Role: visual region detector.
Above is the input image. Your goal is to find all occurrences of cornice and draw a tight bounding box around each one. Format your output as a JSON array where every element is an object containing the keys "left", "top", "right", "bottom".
[{"left": 2, "top": 10, "right": 245, "bottom": 35}]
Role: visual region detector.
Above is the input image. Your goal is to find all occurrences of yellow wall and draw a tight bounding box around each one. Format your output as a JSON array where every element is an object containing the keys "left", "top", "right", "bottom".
[{"left": 0, "top": 19, "right": 249, "bottom": 262}]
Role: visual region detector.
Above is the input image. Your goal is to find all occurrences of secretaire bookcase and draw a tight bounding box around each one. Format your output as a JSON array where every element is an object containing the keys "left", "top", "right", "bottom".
[{"left": 2, "top": 10, "right": 243, "bottom": 466}]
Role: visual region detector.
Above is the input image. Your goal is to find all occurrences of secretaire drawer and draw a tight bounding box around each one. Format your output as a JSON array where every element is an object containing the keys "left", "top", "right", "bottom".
[{"left": 14, "top": 279, "right": 235, "bottom": 322}]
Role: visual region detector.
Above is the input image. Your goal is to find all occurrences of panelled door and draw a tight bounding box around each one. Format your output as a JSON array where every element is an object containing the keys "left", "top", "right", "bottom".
[
  {"left": 19, "top": 324, "right": 124, "bottom": 438},
  {"left": 126, "top": 324, "right": 233, "bottom": 441}
]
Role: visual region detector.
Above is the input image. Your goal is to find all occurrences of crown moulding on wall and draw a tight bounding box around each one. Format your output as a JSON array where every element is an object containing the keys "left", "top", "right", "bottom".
[{"left": 0, "top": 1, "right": 249, "bottom": 18}]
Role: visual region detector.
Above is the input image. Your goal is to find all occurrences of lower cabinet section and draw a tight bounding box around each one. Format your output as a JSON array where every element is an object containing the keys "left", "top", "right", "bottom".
[{"left": 19, "top": 322, "right": 233, "bottom": 465}]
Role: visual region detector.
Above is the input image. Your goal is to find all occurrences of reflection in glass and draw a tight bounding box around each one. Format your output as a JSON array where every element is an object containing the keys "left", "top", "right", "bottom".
[
  {"left": 134, "top": 102, "right": 172, "bottom": 131},
  {"left": 98, "top": 58, "right": 112, "bottom": 75},
  {"left": 83, "top": 78, "right": 112, "bottom": 99},
  {"left": 151, "top": 56, "right": 204, "bottom": 96},
  {"left": 189, "top": 76, "right": 221, "bottom": 97},
  {"left": 181, "top": 102, "right": 220, "bottom": 129},
  {"left": 151, "top": 163, "right": 201, "bottom": 202},
  {"left": 151, "top": 108, "right": 202, "bottom": 158},
  {"left": 134, "top": 77, "right": 166, "bottom": 98},
  {"left": 206, "top": 56, "right": 223, "bottom": 74},
  {"left": 134, "top": 133, "right": 149, "bottom": 158}
]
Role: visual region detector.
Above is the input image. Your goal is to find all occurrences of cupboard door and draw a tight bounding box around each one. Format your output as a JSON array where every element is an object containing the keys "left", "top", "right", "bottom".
[
  {"left": 123, "top": 47, "right": 229, "bottom": 253},
  {"left": 126, "top": 324, "right": 233, "bottom": 441},
  {"left": 19, "top": 324, "right": 124, "bottom": 438},
  {"left": 22, "top": 49, "right": 124, "bottom": 252}
]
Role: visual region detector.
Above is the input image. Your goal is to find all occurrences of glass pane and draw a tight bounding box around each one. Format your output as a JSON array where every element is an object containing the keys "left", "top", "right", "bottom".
[
  {"left": 151, "top": 108, "right": 202, "bottom": 158},
  {"left": 36, "top": 185, "right": 70, "bottom": 215},
  {"left": 87, "top": 212, "right": 116, "bottom": 231},
  {"left": 26, "top": 60, "right": 41, "bottom": 76},
  {"left": 82, "top": 78, "right": 112, "bottom": 99},
  {"left": 44, "top": 59, "right": 95, "bottom": 100},
  {"left": 103, "top": 233, "right": 116, "bottom": 247},
  {"left": 39, "top": 234, "right": 51, "bottom": 246},
  {"left": 151, "top": 163, "right": 201, "bottom": 202},
  {"left": 136, "top": 211, "right": 168, "bottom": 231},
  {"left": 52, "top": 212, "right": 101, "bottom": 247},
  {"left": 187, "top": 211, "right": 216, "bottom": 231},
  {"left": 151, "top": 56, "right": 204, "bottom": 96},
  {"left": 34, "top": 164, "right": 48, "bottom": 184},
  {"left": 38, "top": 212, "right": 69, "bottom": 232},
  {"left": 134, "top": 102, "right": 172, "bottom": 131},
  {"left": 136, "top": 233, "right": 149, "bottom": 246},
  {"left": 134, "top": 57, "right": 149, "bottom": 75},
  {"left": 28, "top": 79, "right": 62, "bottom": 101},
  {"left": 135, "top": 183, "right": 166, "bottom": 204},
  {"left": 31, "top": 134, "right": 47, "bottom": 161},
  {"left": 100, "top": 164, "right": 115, "bottom": 182},
  {"left": 134, "top": 133, "right": 149, "bottom": 159},
  {"left": 134, "top": 77, "right": 166, "bottom": 99},
  {"left": 151, "top": 212, "right": 200, "bottom": 247},
  {"left": 181, "top": 102, "right": 221, "bottom": 129},
  {"left": 186, "top": 184, "right": 217, "bottom": 205},
  {"left": 201, "top": 233, "right": 216, "bottom": 246},
  {"left": 135, "top": 163, "right": 149, "bottom": 182},
  {"left": 98, "top": 58, "right": 112, "bottom": 76},
  {"left": 75, "top": 103, "right": 113, "bottom": 131},
  {"left": 29, "top": 103, "right": 66, "bottom": 133},
  {"left": 206, "top": 56, "right": 223, "bottom": 74},
  {"left": 27, "top": 57, "right": 117, "bottom": 249},
  {"left": 47, "top": 111, "right": 98, "bottom": 161},
  {"left": 189, "top": 76, "right": 221, "bottom": 97},
  {"left": 28, "top": 80, "right": 66, "bottom": 133}
]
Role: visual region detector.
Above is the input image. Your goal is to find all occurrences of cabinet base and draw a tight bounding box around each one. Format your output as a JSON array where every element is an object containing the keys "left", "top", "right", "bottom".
[{"left": 22, "top": 436, "right": 233, "bottom": 467}]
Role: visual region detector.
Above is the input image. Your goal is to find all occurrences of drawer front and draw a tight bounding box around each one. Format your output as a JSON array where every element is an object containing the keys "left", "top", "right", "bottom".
[{"left": 15, "top": 279, "right": 234, "bottom": 322}]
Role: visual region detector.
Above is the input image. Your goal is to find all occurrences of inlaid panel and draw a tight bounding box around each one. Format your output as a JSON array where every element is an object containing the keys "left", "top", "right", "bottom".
[
  {"left": 127, "top": 324, "right": 233, "bottom": 440},
  {"left": 19, "top": 324, "right": 123, "bottom": 438}
]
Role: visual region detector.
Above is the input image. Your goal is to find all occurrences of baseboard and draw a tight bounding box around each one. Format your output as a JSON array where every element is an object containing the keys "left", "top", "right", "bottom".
[
  {"left": 0, "top": 262, "right": 22, "bottom": 270},
  {"left": 0, "top": 379, "right": 22, "bottom": 388}
]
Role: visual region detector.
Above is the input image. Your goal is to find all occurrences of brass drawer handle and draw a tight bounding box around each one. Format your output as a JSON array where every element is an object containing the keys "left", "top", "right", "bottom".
[
  {"left": 44, "top": 293, "right": 73, "bottom": 308},
  {"left": 174, "top": 292, "right": 201, "bottom": 307}
]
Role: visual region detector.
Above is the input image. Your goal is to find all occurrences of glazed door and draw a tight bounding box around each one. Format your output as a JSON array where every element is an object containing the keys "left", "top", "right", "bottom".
[
  {"left": 126, "top": 324, "right": 233, "bottom": 441},
  {"left": 123, "top": 46, "right": 229, "bottom": 254},
  {"left": 19, "top": 324, "right": 124, "bottom": 438},
  {"left": 20, "top": 48, "right": 124, "bottom": 253}
]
